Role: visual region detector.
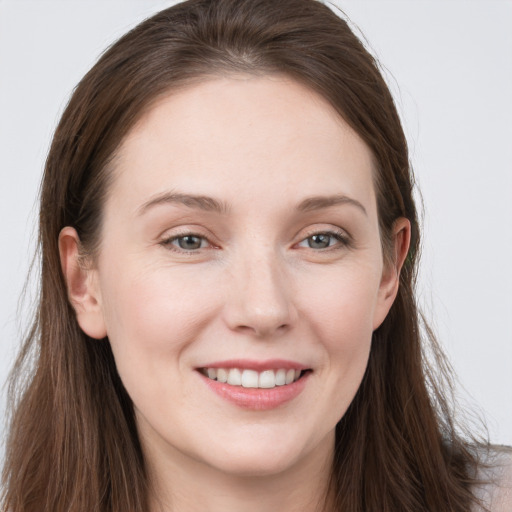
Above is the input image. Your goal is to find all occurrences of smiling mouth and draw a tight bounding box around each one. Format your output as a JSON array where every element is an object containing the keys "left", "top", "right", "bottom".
[{"left": 198, "top": 367, "right": 309, "bottom": 389}]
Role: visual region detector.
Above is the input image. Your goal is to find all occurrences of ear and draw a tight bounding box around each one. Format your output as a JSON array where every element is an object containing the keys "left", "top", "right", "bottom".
[
  {"left": 372, "top": 217, "right": 411, "bottom": 330},
  {"left": 59, "top": 227, "right": 107, "bottom": 339}
]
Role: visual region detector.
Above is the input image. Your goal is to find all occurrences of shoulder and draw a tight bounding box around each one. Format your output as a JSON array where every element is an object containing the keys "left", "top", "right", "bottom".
[{"left": 472, "top": 445, "right": 512, "bottom": 512}]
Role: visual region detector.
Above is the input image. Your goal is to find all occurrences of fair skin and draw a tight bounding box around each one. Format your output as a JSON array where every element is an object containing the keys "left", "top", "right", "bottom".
[{"left": 60, "top": 76, "right": 410, "bottom": 512}]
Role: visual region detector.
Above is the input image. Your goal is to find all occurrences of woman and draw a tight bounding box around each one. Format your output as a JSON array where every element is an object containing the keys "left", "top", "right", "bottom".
[{"left": 1, "top": 0, "right": 510, "bottom": 510}]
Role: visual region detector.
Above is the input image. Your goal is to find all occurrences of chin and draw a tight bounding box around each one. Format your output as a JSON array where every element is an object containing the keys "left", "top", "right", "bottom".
[
  {"left": 207, "top": 448, "right": 303, "bottom": 478},
  {"left": 196, "top": 426, "right": 331, "bottom": 479}
]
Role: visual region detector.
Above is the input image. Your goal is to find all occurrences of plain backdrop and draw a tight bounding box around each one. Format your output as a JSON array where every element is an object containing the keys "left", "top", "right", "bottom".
[{"left": 1, "top": 0, "right": 511, "bottom": 464}]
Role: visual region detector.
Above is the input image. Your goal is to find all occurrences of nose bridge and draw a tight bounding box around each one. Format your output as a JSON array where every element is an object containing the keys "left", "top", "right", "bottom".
[{"left": 224, "top": 241, "right": 295, "bottom": 337}]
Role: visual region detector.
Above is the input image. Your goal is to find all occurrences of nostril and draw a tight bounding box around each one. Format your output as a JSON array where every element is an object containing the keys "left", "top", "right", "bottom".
[{"left": 232, "top": 321, "right": 290, "bottom": 338}]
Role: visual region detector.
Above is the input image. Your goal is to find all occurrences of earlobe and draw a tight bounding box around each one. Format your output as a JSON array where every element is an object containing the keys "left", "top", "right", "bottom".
[
  {"left": 373, "top": 217, "right": 411, "bottom": 330},
  {"left": 59, "top": 227, "right": 107, "bottom": 339}
]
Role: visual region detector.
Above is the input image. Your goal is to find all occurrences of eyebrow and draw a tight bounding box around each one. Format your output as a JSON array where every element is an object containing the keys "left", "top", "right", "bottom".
[
  {"left": 137, "top": 192, "right": 229, "bottom": 215},
  {"left": 297, "top": 194, "right": 367, "bottom": 216},
  {"left": 137, "top": 191, "right": 366, "bottom": 217}
]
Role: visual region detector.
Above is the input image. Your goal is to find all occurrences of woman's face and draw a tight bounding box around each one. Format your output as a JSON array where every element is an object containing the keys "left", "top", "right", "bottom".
[{"left": 72, "top": 76, "right": 405, "bottom": 478}]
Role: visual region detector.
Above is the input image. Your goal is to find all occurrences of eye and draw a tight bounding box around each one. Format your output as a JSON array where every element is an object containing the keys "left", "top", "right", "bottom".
[
  {"left": 297, "top": 231, "right": 349, "bottom": 250},
  {"left": 161, "top": 233, "right": 209, "bottom": 252}
]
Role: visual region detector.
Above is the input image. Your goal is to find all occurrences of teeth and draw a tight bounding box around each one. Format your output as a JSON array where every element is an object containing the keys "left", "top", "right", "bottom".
[
  {"left": 241, "top": 369, "right": 259, "bottom": 388},
  {"left": 227, "top": 368, "right": 242, "bottom": 386},
  {"left": 275, "top": 369, "right": 286, "bottom": 386},
  {"left": 202, "top": 367, "right": 304, "bottom": 388},
  {"left": 258, "top": 370, "right": 275, "bottom": 388}
]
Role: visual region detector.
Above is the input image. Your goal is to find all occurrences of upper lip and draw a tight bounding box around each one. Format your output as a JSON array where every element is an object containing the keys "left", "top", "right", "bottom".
[{"left": 197, "top": 359, "right": 310, "bottom": 372}]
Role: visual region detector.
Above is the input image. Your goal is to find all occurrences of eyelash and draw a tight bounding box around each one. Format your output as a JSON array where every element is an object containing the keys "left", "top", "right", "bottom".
[
  {"left": 297, "top": 229, "right": 351, "bottom": 251},
  {"left": 159, "top": 229, "right": 351, "bottom": 254},
  {"left": 159, "top": 232, "right": 212, "bottom": 253}
]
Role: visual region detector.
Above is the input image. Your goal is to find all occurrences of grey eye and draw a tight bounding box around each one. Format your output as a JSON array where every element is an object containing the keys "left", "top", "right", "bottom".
[
  {"left": 175, "top": 235, "right": 204, "bottom": 250},
  {"left": 307, "top": 233, "right": 332, "bottom": 249}
]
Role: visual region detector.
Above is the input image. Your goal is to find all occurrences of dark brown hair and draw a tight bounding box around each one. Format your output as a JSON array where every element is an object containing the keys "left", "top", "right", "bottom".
[{"left": 2, "top": 1, "right": 485, "bottom": 510}]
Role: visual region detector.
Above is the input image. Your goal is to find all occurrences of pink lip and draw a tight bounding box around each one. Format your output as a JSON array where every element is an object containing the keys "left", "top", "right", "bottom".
[
  {"left": 198, "top": 368, "right": 311, "bottom": 411},
  {"left": 197, "top": 359, "right": 310, "bottom": 372}
]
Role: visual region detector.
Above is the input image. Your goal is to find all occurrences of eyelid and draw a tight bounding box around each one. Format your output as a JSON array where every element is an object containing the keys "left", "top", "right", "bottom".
[
  {"left": 295, "top": 226, "right": 353, "bottom": 250},
  {"left": 157, "top": 224, "right": 353, "bottom": 254},
  {"left": 158, "top": 227, "right": 218, "bottom": 253}
]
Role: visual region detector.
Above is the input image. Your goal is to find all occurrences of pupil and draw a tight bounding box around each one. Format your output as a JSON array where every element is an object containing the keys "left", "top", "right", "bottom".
[
  {"left": 179, "top": 236, "right": 201, "bottom": 250},
  {"left": 309, "top": 234, "right": 330, "bottom": 249}
]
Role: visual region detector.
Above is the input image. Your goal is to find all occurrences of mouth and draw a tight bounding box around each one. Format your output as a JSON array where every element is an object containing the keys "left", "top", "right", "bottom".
[
  {"left": 198, "top": 367, "right": 309, "bottom": 389},
  {"left": 196, "top": 359, "right": 312, "bottom": 409}
]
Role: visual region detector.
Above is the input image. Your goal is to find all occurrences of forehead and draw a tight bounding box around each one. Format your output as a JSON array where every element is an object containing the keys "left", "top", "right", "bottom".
[{"left": 108, "top": 75, "right": 377, "bottom": 216}]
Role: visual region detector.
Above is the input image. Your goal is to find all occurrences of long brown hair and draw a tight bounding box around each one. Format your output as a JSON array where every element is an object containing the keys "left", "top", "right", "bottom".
[{"left": 2, "top": 1, "right": 485, "bottom": 510}]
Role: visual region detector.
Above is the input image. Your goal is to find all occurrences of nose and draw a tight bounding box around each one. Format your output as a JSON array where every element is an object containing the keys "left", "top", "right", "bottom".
[{"left": 223, "top": 250, "right": 297, "bottom": 339}]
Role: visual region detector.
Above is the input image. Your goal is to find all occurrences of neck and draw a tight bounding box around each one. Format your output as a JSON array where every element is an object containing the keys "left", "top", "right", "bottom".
[{"left": 144, "top": 432, "right": 335, "bottom": 512}]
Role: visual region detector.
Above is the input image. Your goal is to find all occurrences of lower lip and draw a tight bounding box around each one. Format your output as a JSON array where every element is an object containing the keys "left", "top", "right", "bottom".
[{"left": 199, "top": 371, "right": 310, "bottom": 410}]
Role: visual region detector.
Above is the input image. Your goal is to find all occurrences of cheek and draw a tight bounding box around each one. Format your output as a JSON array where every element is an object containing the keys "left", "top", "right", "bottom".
[
  {"left": 98, "top": 260, "right": 221, "bottom": 384},
  {"left": 298, "top": 263, "right": 381, "bottom": 342},
  {"left": 296, "top": 265, "right": 379, "bottom": 408}
]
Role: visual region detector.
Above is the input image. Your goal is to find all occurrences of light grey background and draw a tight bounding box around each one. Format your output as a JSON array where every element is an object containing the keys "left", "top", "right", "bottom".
[{"left": 1, "top": 0, "right": 511, "bottom": 461}]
